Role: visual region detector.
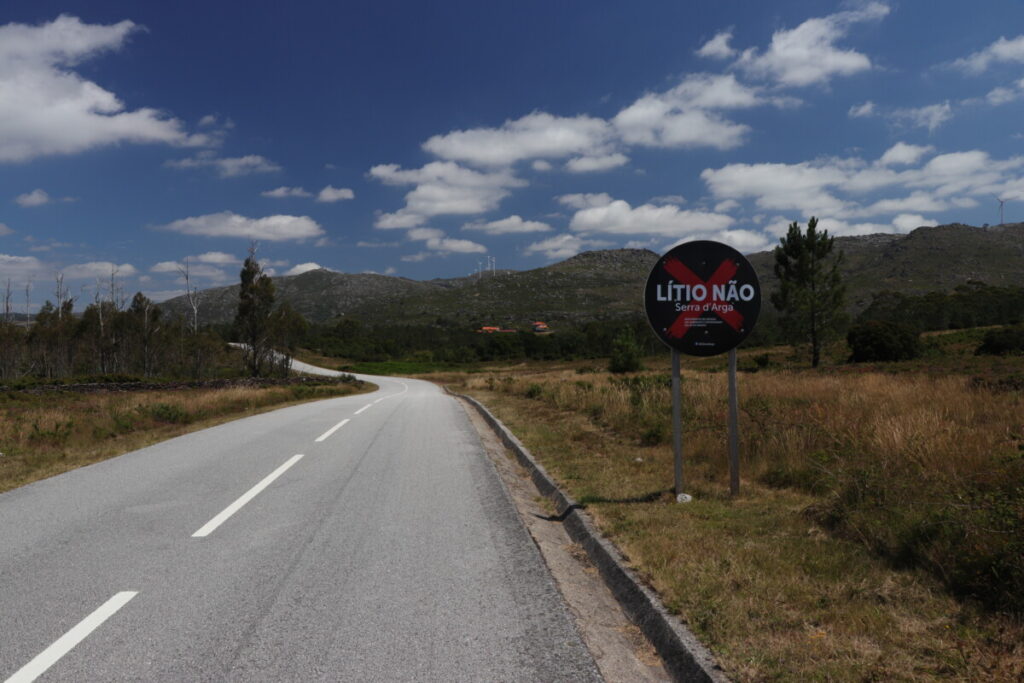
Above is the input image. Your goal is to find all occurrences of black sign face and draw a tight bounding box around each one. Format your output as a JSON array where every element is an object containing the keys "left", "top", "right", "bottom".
[{"left": 644, "top": 240, "right": 761, "bottom": 356}]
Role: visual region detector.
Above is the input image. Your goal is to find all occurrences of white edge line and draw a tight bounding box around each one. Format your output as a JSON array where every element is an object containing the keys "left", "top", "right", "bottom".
[
  {"left": 315, "top": 418, "right": 350, "bottom": 443},
  {"left": 353, "top": 404, "right": 372, "bottom": 415},
  {"left": 373, "top": 382, "right": 409, "bottom": 404},
  {"left": 5, "top": 591, "right": 138, "bottom": 683},
  {"left": 192, "top": 454, "right": 304, "bottom": 538}
]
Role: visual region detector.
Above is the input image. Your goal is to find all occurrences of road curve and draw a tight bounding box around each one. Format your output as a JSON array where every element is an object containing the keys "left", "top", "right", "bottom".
[{"left": 0, "top": 370, "right": 600, "bottom": 681}]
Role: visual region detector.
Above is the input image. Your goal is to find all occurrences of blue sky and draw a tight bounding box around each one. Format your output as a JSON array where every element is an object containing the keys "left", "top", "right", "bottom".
[{"left": 2, "top": 1, "right": 1024, "bottom": 307}]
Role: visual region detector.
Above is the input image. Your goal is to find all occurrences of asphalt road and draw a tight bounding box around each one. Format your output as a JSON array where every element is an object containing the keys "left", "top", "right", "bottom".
[{"left": 0, "top": 369, "right": 601, "bottom": 681}]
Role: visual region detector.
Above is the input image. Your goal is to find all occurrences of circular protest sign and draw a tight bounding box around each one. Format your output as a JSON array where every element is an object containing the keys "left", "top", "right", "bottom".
[{"left": 644, "top": 240, "right": 761, "bottom": 356}]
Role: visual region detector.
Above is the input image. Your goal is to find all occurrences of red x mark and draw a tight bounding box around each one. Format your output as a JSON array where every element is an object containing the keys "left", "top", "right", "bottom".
[{"left": 662, "top": 256, "right": 744, "bottom": 339}]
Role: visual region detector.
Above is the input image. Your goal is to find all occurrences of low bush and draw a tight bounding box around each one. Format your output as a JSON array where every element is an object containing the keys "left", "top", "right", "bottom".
[
  {"left": 608, "top": 328, "right": 644, "bottom": 373},
  {"left": 142, "top": 402, "right": 193, "bottom": 424},
  {"left": 847, "top": 320, "right": 922, "bottom": 362},
  {"left": 976, "top": 325, "right": 1024, "bottom": 356}
]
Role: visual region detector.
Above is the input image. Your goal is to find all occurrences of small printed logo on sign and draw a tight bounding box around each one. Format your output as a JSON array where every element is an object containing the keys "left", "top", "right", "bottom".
[{"left": 644, "top": 240, "right": 761, "bottom": 356}]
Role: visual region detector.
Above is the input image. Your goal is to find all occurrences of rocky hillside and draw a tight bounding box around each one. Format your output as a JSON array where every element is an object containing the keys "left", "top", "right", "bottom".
[
  {"left": 747, "top": 222, "right": 1024, "bottom": 311},
  {"left": 160, "top": 223, "right": 1024, "bottom": 326}
]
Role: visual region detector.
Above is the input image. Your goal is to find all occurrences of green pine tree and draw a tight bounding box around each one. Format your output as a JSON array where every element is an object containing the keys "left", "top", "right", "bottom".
[
  {"left": 771, "top": 216, "right": 847, "bottom": 368},
  {"left": 234, "top": 245, "right": 277, "bottom": 377}
]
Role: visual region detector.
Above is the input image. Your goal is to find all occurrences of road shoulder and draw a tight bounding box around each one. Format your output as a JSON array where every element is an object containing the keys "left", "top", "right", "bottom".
[{"left": 456, "top": 396, "right": 672, "bottom": 683}]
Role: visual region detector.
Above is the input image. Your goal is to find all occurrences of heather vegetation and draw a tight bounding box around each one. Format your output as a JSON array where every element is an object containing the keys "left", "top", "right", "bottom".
[
  {"left": 438, "top": 337, "right": 1024, "bottom": 679},
  {"left": 857, "top": 281, "right": 1024, "bottom": 332}
]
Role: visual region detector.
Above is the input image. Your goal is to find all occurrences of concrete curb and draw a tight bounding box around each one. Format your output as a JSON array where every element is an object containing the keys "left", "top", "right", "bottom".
[{"left": 456, "top": 392, "right": 729, "bottom": 683}]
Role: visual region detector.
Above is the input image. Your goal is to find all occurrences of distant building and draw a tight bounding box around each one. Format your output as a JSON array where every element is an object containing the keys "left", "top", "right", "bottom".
[{"left": 532, "top": 321, "right": 551, "bottom": 334}]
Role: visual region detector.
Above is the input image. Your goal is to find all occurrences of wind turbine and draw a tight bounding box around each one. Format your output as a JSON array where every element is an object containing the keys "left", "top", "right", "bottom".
[{"left": 994, "top": 195, "right": 1006, "bottom": 225}]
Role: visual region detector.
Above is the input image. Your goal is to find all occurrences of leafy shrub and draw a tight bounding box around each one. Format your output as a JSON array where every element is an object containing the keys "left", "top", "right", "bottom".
[
  {"left": 524, "top": 383, "right": 544, "bottom": 399},
  {"left": 976, "top": 325, "right": 1024, "bottom": 356},
  {"left": 847, "top": 320, "right": 922, "bottom": 362},
  {"left": 608, "top": 328, "right": 643, "bottom": 373},
  {"left": 143, "top": 402, "right": 192, "bottom": 424}
]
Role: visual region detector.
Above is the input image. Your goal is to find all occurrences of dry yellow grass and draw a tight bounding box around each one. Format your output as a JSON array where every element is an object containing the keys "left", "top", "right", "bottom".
[
  {"left": 437, "top": 364, "right": 1024, "bottom": 681},
  {"left": 0, "top": 381, "right": 369, "bottom": 493}
]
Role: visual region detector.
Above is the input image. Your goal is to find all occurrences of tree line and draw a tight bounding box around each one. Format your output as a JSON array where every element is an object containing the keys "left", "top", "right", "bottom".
[{"left": 0, "top": 246, "right": 305, "bottom": 383}]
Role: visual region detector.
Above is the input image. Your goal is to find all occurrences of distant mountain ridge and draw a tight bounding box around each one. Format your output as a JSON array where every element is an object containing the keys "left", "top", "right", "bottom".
[{"left": 161, "top": 223, "right": 1024, "bottom": 326}]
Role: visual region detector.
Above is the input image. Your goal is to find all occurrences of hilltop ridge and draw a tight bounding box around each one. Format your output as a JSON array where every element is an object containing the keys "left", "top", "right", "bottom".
[{"left": 160, "top": 223, "right": 1024, "bottom": 326}]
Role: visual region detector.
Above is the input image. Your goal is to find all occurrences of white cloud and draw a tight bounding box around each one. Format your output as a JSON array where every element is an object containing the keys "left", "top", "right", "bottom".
[
  {"left": 701, "top": 161, "right": 852, "bottom": 217},
  {"left": 952, "top": 35, "right": 1024, "bottom": 74},
  {"left": 400, "top": 251, "right": 432, "bottom": 263},
  {"left": 892, "top": 102, "right": 953, "bottom": 132},
  {"left": 568, "top": 198, "right": 735, "bottom": 237},
  {"left": 532, "top": 160, "right": 553, "bottom": 172},
  {"left": 565, "top": 153, "right": 629, "bottom": 173},
  {"left": 284, "top": 262, "right": 321, "bottom": 276},
  {"left": 166, "top": 152, "right": 280, "bottom": 177},
  {"left": 374, "top": 211, "right": 426, "bottom": 229},
  {"left": 462, "top": 215, "right": 552, "bottom": 234},
  {"left": 407, "top": 227, "right": 486, "bottom": 254},
  {"left": 891, "top": 213, "right": 937, "bottom": 232},
  {"left": 262, "top": 186, "right": 311, "bottom": 198},
  {"left": 848, "top": 101, "right": 876, "bottom": 118},
  {"left": 0, "top": 15, "right": 209, "bottom": 163},
  {"left": 422, "top": 111, "right": 616, "bottom": 167},
  {"left": 62, "top": 261, "right": 136, "bottom": 280},
  {"left": 317, "top": 185, "right": 355, "bottom": 202},
  {"left": 523, "top": 234, "right": 613, "bottom": 260},
  {"left": 860, "top": 191, "right": 948, "bottom": 216},
  {"left": 878, "top": 142, "right": 934, "bottom": 167},
  {"left": 407, "top": 227, "right": 444, "bottom": 241},
  {"left": 150, "top": 260, "right": 227, "bottom": 280},
  {"left": 0, "top": 253, "right": 45, "bottom": 279},
  {"left": 156, "top": 211, "right": 325, "bottom": 241},
  {"left": 985, "top": 78, "right": 1024, "bottom": 105},
  {"left": 369, "top": 161, "right": 525, "bottom": 227},
  {"left": 701, "top": 148, "right": 1024, "bottom": 229},
  {"left": 0, "top": 222, "right": 13, "bottom": 235},
  {"left": 150, "top": 261, "right": 182, "bottom": 273},
  {"left": 714, "top": 199, "right": 740, "bottom": 212},
  {"left": 651, "top": 195, "right": 686, "bottom": 206},
  {"left": 194, "top": 251, "right": 238, "bottom": 265},
  {"left": 356, "top": 240, "right": 401, "bottom": 248},
  {"left": 735, "top": 3, "right": 890, "bottom": 87},
  {"left": 712, "top": 229, "right": 771, "bottom": 252},
  {"left": 613, "top": 74, "right": 764, "bottom": 150},
  {"left": 15, "top": 189, "right": 51, "bottom": 207},
  {"left": 696, "top": 31, "right": 736, "bottom": 59},
  {"left": 558, "top": 193, "right": 614, "bottom": 210}
]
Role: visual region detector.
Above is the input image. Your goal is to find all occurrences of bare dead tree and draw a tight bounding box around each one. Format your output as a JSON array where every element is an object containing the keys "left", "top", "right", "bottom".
[
  {"left": 54, "top": 273, "right": 68, "bottom": 320},
  {"left": 3, "top": 278, "right": 11, "bottom": 323},
  {"left": 0, "top": 279, "right": 18, "bottom": 379},
  {"left": 178, "top": 257, "right": 201, "bottom": 335}
]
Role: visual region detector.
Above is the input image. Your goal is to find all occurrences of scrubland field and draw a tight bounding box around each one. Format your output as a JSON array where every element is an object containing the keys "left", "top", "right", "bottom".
[
  {"left": 436, "top": 331, "right": 1023, "bottom": 681},
  {"left": 2, "top": 328, "right": 1021, "bottom": 680},
  {"left": 0, "top": 379, "right": 368, "bottom": 494}
]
